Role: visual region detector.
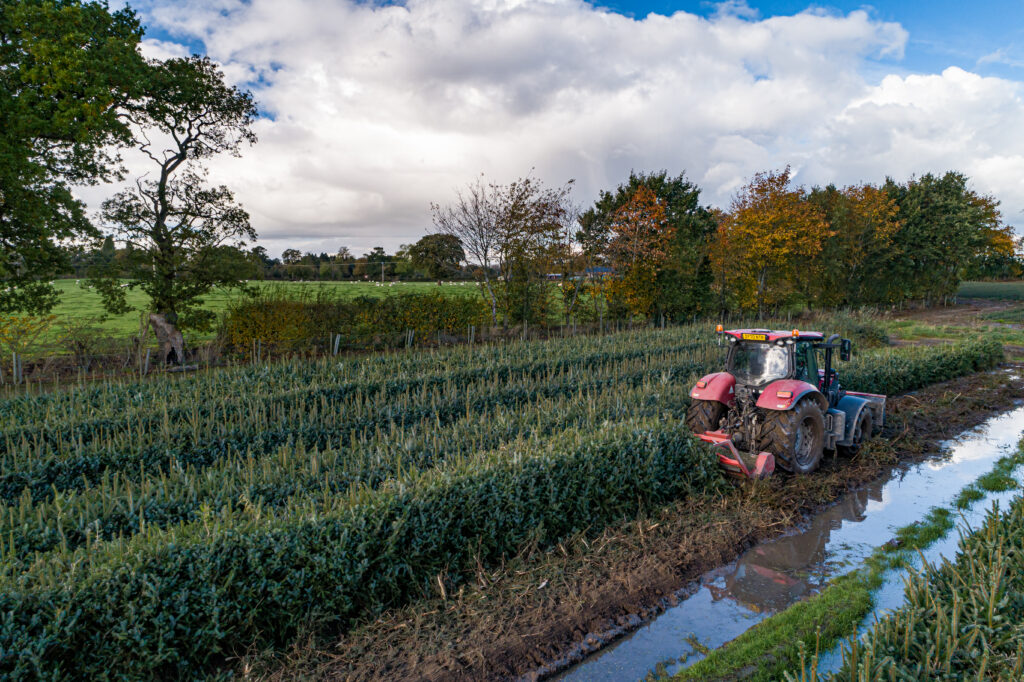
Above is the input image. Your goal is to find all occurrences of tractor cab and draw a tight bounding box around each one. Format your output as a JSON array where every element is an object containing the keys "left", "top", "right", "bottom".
[
  {"left": 726, "top": 330, "right": 824, "bottom": 389},
  {"left": 687, "top": 326, "right": 884, "bottom": 480},
  {"left": 723, "top": 329, "right": 849, "bottom": 407}
]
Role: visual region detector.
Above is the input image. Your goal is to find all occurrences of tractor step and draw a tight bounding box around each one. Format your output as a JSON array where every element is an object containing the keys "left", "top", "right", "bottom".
[{"left": 697, "top": 431, "right": 775, "bottom": 480}]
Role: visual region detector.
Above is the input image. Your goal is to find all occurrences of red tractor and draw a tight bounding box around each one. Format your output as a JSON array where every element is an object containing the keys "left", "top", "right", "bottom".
[{"left": 686, "top": 328, "right": 886, "bottom": 479}]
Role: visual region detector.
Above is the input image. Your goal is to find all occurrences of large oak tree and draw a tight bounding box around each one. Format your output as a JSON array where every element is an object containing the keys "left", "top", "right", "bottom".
[
  {"left": 91, "top": 56, "right": 257, "bottom": 363},
  {"left": 409, "top": 233, "right": 465, "bottom": 281}
]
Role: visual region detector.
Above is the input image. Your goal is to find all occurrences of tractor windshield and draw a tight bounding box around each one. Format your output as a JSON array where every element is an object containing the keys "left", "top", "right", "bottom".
[{"left": 730, "top": 342, "right": 790, "bottom": 386}]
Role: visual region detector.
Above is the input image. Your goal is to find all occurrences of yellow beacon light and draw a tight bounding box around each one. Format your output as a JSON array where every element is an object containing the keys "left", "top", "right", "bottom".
[
  {"left": 716, "top": 324, "right": 724, "bottom": 333},
  {"left": 792, "top": 329, "right": 799, "bottom": 337}
]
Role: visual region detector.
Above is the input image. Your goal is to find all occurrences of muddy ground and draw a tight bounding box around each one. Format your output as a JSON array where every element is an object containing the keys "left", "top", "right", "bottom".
[{"left": 250, "top": 366, "right": 1024, "bottom": 681}]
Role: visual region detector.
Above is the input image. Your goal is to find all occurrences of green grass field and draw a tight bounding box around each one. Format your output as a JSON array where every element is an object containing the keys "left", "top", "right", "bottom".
[
  {"left": 46, "top": 279, "right": 481, "bottom": 340},
  {"left": 956, "top": 280, "right": 1024, "bottom": 300}
]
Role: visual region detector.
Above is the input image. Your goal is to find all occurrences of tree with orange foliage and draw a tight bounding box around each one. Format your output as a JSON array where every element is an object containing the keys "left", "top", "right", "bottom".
[
  {"left": 707, "top": 207, "right": 732, "bottom": 316},
  {"left": 606, "top": 186, "right": 675, "bottom": 317},
  {"left": 714, "top": 167, "right": 832, "bottom": 316},
  {"left": 964, "top": 193, "right": 1020, "bottom": 280}
]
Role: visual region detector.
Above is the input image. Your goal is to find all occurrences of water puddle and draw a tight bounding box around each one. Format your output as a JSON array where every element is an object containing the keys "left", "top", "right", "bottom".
[{"left": 553, "top": 403, "right": 1024, "bottom": 682}]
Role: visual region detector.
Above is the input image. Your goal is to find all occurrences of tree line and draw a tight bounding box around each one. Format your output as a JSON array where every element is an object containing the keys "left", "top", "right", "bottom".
[
  {"left": 68, "top": 239, "right": 474, "bottom": 283},
  {"left": 429, "top": 166, "right": 1020, "bottom": 325}
]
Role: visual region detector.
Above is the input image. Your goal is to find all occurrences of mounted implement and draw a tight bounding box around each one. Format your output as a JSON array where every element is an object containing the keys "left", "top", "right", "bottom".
[{"left": 686, "top": 327, "right": 885, "bottom": 480}]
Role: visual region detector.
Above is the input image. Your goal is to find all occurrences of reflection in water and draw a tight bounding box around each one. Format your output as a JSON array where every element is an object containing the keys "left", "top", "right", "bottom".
[
  {"left": 708, "top": 483, "right": 879, "bottom": 615},
  {"left": 554, "top": 404, "right": 1024, "bottom": 682}
]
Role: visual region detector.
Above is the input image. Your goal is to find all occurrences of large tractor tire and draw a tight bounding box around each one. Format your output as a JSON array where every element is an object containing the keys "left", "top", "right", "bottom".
[
  {"left": 757, "top": 399, "right": 826, "bottom": 474},
  {"left": 838, "top": 409, "right": 873, "bottom": 457},
  {"left": 686, "top": 399, "right": 726, "bottom": 434}
]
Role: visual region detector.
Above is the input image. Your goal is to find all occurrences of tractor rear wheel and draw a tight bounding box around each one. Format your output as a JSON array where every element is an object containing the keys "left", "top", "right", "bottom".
[
  {"left": 758, "top": 399, "right": 826, "bottom": 474},
  {"left": 686, "top": 399, "right": 726, "bottom": 434},
  {"left": 838, "top": 410, "right": 873, "bottom": 457}
]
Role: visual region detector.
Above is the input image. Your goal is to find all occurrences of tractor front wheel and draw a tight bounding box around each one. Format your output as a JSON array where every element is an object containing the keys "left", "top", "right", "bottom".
[
  {"left": 758, "top": 399, "right": 826, "bottom": 474},
  {"left": 686, "top": 399, "right": 726, "bottom": 434}
]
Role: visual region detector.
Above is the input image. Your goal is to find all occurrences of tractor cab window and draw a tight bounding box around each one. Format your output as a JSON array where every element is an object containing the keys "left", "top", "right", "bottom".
[
  {"left": 794, "top": 341, "right": 819, "bottom": 385},
  {"left": 730, "top": 342, "right": 790, "bottom": 386}
]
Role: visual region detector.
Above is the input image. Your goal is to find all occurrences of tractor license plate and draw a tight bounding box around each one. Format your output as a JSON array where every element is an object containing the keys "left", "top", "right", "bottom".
[{"left": 741, "top": 333, "right": 767, "bottom": 341}]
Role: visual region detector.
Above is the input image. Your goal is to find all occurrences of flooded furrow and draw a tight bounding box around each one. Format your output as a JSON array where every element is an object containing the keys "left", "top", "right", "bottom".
[{"left": 551, "top": 403, "right": 1024, "bottom": 681}]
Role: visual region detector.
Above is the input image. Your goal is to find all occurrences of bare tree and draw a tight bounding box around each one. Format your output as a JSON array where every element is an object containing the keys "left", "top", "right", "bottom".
[
  {"left": 432, "top": 174, "right": 575, "bottom": 327},
  {"left": 431, "top": 175, "right": 500, "bottom": 324}
]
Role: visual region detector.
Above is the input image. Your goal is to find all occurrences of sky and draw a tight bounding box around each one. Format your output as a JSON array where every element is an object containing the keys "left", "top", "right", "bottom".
[{"left": 100, "top": 0, "right": 1024, "bottom": 257}]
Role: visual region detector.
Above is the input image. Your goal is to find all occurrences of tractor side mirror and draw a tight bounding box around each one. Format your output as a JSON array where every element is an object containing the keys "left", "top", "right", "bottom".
[{"left": 840, "top": 338, "right": 852, "bottom": 362}]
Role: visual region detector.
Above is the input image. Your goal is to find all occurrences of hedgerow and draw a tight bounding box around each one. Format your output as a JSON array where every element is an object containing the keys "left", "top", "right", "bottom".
[
  {"left": 841, "top": 338, "right": 1003, "bottom": 395},
  {"left": 219, "top": 288, "right": 491, "bottom": 354}
]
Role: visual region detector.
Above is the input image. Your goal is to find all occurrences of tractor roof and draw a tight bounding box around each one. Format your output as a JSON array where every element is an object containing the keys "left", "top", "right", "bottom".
[{"left": 722, "top": 328, "right": 825, "bottom": 342}]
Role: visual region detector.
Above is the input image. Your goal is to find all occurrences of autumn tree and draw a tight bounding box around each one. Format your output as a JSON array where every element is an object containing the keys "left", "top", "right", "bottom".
[
  {"left": 0, "top": 0, "right": 145, "bottom": 314},
  {"left": 492, "top": 177, "right": 574, "bottom": 325},
  {"left": 966, "top": 234, "right": 1024, "bottom": 280},
  {"left": 432, "top": 174, "right": 574, "bottom": 326},
  {"left": 604, "top": 186, "right": 674, "bottom": 317},
  {"left": 91, "top": 56, "right": 257, "bottom": 363},
  {"left": 715, "top": 167, "right": 831, "bottom": 316},
  {"left": 582, "top": 171, "right": 716, "bottom": 320},
  {"left": 707, "top": 207, "right": 732, "bottom": 316},
  {"left": 549, "top": 199, "right": 585, "bottom": 324},
  {"left": 883, "top": 172, "right": 1013, "bottom": 302}
]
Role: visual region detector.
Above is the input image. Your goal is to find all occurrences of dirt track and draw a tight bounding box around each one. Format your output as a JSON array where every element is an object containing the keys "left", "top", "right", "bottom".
[
  {"left": 890, "top": 297, "right": 1022, "bottom": 325},
  {"left": 253, "top": 367, "right": 1024, "bottom": 681}
]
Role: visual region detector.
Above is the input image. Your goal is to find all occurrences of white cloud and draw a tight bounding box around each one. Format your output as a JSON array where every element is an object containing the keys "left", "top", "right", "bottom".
[
  {"left": 978, "top": 47, "right": 1024, "bottom": 69},
  {"left": 117, "top": 0, "right": 1024, "bottom": 256},
  {"left": 139, "top": 38, "right": 191, "bottom": 61},
  {"left": 824, "top": 67, "right": 1024, "bottom": 212}
]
